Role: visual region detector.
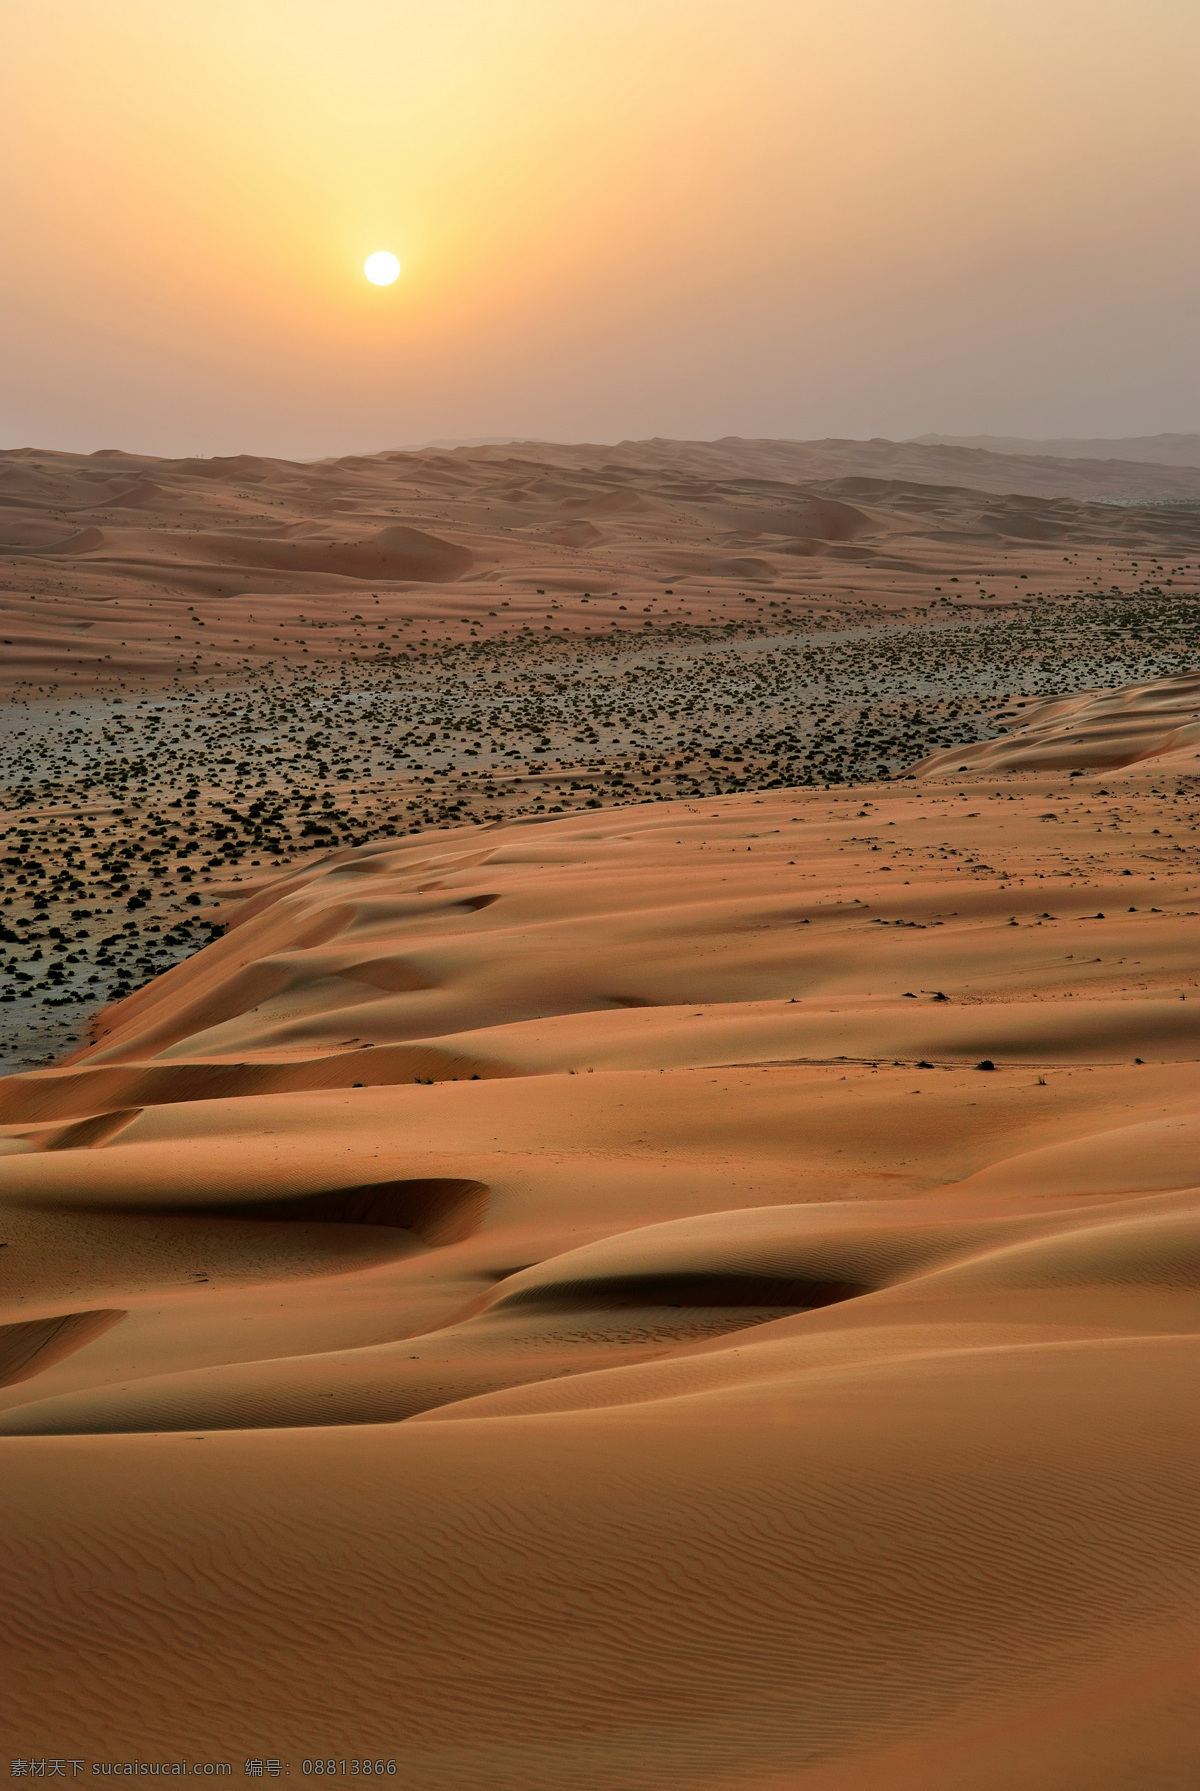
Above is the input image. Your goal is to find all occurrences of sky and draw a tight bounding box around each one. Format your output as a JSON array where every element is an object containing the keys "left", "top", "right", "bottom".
[{"left": 2, "top": 0, "right": 1197, "bottom": 458}]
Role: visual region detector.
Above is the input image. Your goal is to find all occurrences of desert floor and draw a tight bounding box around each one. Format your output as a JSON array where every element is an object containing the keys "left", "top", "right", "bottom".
[
  {"left": 2, "top": 439, "right": 1199, "bottom": 1785},
  {"left": 2, "top": 436, "right": 1197, "bottom": 1068}
]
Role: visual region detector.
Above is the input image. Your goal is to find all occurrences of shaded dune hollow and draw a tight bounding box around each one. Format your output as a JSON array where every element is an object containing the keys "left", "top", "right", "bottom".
[
  {"left": 126, "top": 1178, "right": 491, "bottom": 1248},
  {"left": 489, "top": 1270, "right": 867, "bottom": 1319},
  {"left": 0, "top": 1309, "right": 125, "bottom": 1389}
]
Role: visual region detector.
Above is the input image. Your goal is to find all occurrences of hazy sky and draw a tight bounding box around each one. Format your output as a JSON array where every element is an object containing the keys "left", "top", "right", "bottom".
[{"left": 3, "top": 0, "right": 1197, "bottom": 458}]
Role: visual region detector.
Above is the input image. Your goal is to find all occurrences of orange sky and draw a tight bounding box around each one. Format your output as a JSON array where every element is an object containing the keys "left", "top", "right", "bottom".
[{"left": 2, "top": 0, "right": 1197, "bottom": 456}]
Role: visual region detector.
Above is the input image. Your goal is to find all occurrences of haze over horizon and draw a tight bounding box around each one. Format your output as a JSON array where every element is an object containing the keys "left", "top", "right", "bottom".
[{"left": 4, "top": 0, "right": 1197, "bottom": 460}]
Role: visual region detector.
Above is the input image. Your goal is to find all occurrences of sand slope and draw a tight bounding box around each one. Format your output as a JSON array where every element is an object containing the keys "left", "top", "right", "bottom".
[
  {"left": 3, "top": 767, "right": 1200, "bottom": 1783},
  {"left": 914, "top": 668, "right": 1200, "bottom": 776}
]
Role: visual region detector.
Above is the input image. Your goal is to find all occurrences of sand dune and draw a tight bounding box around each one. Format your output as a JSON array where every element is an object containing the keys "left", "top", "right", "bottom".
[
  {"left": 914, "top": 668, "right": 1200, "bottom": 775},
  {"left": 3, "top": 437, "right": 1198, "bottom": 711},
  {"left": 3, "top": 437, "right": 1200, "bottom": 1780},
  {"left": 4, "top": 762, "right": 1200, "bottom": 1781},
  {"left": 38, "top": 520, "right": 473, "bottom": 588}
]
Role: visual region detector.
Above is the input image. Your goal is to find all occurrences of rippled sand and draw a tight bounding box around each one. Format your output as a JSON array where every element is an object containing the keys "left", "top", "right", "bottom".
[{"left": 4, "top": 758, "right": 1200, "bottom": 1784}]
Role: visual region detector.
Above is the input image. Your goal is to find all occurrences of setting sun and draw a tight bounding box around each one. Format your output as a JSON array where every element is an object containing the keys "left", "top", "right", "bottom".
[{"left": 363, "top": 250, "right": 400, "bottom": 286}]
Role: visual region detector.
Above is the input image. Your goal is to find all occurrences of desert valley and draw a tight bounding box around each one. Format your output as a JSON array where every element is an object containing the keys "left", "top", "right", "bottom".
[{"left": 1, "top": 432, "right": 1199, "bottom": 1784}]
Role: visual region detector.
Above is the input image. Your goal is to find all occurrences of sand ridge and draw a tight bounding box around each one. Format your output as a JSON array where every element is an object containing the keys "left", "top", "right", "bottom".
[{"left": 3, "top": 762, "right": 1200, "bottom": 1782}]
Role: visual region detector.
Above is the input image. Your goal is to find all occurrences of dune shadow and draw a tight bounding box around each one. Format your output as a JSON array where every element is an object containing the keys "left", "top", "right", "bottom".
[
  {"left": 0, "top": 1309, "right": 125, "bottom": 1390},
  {"left": 183, "top": 1177, "right": 490, "bottom": 1246},
  {"left": 492, "top": 1271, "right": 867, "bottom": 1314}
]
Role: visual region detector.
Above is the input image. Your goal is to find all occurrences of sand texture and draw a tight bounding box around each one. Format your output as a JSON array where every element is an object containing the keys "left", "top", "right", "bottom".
[{"left": 4, "top": 762, "right": 1200, "bottom": 1784}]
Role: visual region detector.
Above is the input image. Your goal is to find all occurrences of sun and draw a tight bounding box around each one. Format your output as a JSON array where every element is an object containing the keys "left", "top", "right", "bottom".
[{"left": 364, "top": 251, "right": 401, "bottom": 286}]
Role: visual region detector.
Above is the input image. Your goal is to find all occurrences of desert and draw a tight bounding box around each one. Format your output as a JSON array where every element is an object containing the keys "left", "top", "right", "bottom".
[
  {"left": 9, "top": 0, "right": 1200, "bottom": 1772},
  {"left": 2, "top": 428, "right": 1200, "bottom": 1785}
]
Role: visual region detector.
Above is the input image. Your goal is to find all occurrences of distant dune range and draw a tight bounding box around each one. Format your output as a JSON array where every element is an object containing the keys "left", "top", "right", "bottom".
[
  {"left": 2, "top": 434, "right": 1198, "bottom": 695},
  {"left": 913, "top": 431, "right": 1200, "bottom": 468},
  {"left": 3, "top": 757, "right": 1200, "bottom": 1782}
]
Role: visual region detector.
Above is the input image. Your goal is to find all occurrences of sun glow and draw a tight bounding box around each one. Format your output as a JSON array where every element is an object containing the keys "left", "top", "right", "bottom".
[
  {"left": 4, "top": 2, "right": 1193, "bottom": 455},
  {"left": 364, "top": 251, "right": 400, "bottom": 286}
]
